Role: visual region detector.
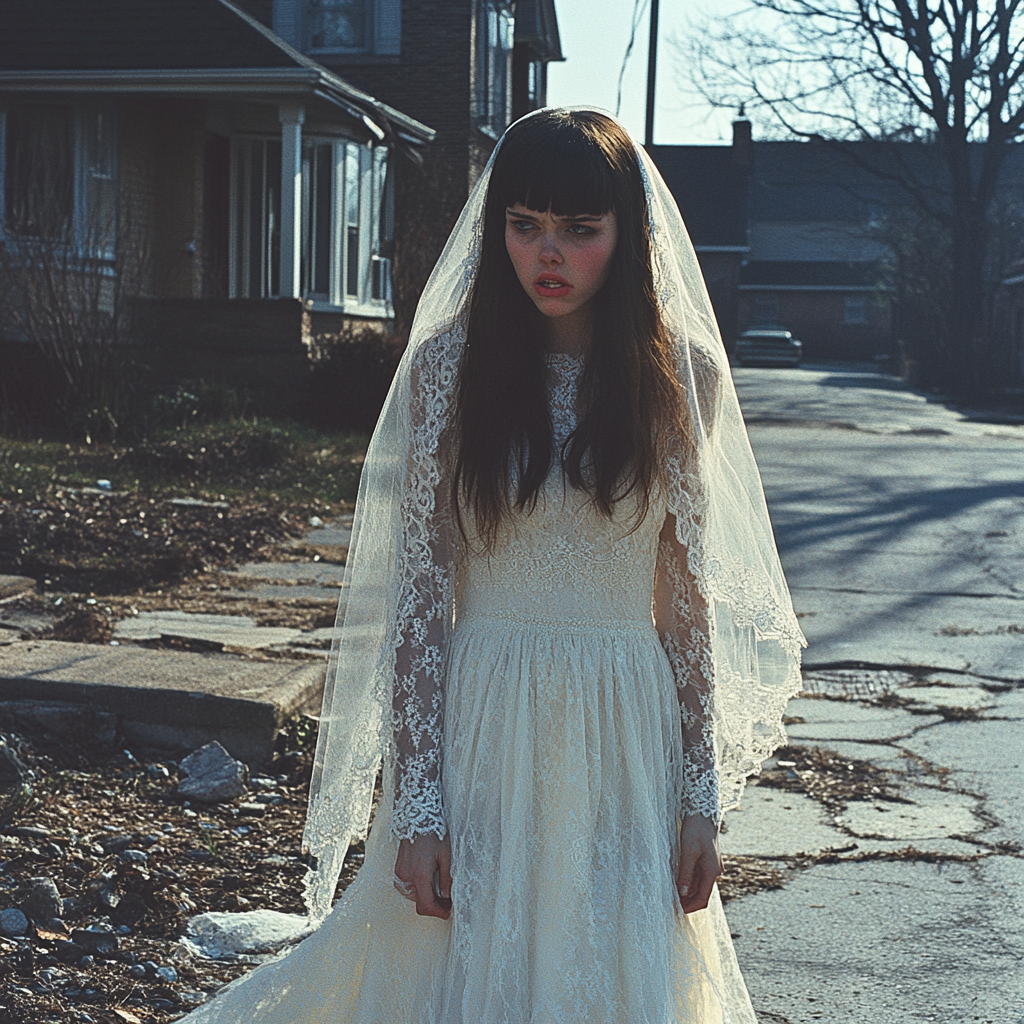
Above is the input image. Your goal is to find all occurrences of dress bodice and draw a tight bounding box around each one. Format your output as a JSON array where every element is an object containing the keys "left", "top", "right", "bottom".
[{"left": 457, "top": 355, "right": 666, "bottom": 628}]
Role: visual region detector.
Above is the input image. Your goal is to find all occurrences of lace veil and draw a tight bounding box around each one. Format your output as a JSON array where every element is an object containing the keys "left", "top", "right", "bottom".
[{"left": 301, "top": 108, "right": 805, "bottom": 922}]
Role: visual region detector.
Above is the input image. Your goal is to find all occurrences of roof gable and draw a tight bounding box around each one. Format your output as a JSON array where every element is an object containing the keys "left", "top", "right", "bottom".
[{"left": 0, "top": 0, "right": 308, "bottom": 72}]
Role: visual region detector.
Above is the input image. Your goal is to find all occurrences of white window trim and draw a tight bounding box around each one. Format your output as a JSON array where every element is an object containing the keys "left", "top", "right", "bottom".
[
  {"left": 0, "top": 98, "right": 118, "bottom": 264},
  {"left": 229, "top": 132, "right": 392, "bottom": 317}
]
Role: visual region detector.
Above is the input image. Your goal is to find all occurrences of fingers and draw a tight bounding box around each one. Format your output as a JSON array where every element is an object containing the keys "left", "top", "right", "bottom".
[
  {"left": 437, "top": 843, "right": 453, "bottom": 905},
  {"left": 393, "top": 839, "right": 453, "bottom": 920},
  {"left": 678, "top": 850, "right": 722, "bottom": 915}
]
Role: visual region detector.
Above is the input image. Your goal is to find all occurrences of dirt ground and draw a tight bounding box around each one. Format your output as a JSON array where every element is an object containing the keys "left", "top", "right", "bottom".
[{"left": 0, "top": 432, "right": 916, "bottom": 1021}]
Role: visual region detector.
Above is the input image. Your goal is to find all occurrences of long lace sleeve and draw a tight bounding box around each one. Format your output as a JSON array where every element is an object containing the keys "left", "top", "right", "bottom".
[
  {"left": 390, "top": 356, "right": 459, "bottom": 843},
  {"left": 654, "top": 509, "right": 721, "bottom": 825}
]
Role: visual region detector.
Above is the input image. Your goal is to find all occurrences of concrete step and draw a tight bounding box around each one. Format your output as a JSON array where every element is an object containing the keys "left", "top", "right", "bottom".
[
  {"left": 0, "top": 640, "right": 324, "bottom": 771},
  {"left": 0, "top": 576, "right": 35, "bottom": 601}
]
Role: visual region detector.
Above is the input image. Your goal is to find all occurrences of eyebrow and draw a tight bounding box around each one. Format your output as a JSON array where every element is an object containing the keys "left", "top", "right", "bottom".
[{"left": 505, "top": 209, "right": 606, "bottom": 222}]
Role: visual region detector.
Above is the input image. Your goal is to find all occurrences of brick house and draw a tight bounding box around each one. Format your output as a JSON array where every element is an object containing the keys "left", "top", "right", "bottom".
[
  {"left": 654, "top": 120, "right": 1024, "bottom": 376},
  {"left": 261, "top": 0, "right": 563, "bottom": 326},
  {"left": 0, "top": 0, "right": 563, "bottom": 415},
  {"left": 652, "top": 121, "right": 895, "bottom": 361}
]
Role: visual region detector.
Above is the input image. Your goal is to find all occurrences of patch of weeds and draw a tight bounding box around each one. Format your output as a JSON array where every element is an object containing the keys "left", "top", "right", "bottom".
[{"left": 759, "top": 745, "right": 906, "bottom": 815}]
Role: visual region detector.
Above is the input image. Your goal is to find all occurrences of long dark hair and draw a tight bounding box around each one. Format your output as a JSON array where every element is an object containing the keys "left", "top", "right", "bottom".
[{"left": 453, "top": 109, "right": 691, "bottom": 546}]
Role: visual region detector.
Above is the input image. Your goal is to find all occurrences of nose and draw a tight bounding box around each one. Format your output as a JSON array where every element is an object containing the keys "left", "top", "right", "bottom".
[{"left": 539, "top": 231, "right": 562, "bottom": 265}]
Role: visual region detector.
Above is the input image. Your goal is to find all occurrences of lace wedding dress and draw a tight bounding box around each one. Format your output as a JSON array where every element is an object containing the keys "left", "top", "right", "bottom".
[{"left": 180, "top": 352, "right": 757, "bottom": 1024}]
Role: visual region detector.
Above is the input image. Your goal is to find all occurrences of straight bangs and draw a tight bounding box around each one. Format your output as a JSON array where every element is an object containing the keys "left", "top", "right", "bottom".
[{"left": 488, "top": 115, "right": 617, "bottom": 217}]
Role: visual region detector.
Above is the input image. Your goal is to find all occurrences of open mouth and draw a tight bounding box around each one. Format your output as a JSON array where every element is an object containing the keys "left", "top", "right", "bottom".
[{"left": 534, "top": 275, "right": 571, "bottom": 295}]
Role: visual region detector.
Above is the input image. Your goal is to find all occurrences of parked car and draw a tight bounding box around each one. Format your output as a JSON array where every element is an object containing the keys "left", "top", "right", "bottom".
[{"left": 734, "top": 328, "right": 803, "bottom": 368}]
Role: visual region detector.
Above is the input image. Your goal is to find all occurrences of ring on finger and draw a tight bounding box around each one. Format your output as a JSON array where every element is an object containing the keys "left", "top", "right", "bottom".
[{"left": 392, "top": 873, "right": 416, "bottom": 900}]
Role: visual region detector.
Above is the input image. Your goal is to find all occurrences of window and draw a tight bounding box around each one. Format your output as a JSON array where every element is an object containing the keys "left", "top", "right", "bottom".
[
  {"left": 232, "top": 138, "right": 282, "bottom": 299},
  {"left": 231, "top": 135, "right": 391, "bottom": 313},
  {"left": 844, "top": 295, "right": 868, "bottom": 324},
  {"left": 0, "top": 100, "right": 117, "bottom": 257},
  {"left": 476, "top": 0, "right": 514, "bottom": 136},
  {"left": 753, "top": 294, "right": 779, "bottom": 325},
  {"left": 273, "top": 0, "right": 400, "bottom": 56},
  {"left": 527, "top": 60, "right": 544, "bottom": 110},
  {"left": 307, "top": 0, "right": 367, "bottom": 52}
]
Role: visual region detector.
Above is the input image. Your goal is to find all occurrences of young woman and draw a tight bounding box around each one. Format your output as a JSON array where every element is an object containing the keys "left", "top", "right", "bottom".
[{"left": 181, "top": 109, "right": 804, "bottom": 1024}]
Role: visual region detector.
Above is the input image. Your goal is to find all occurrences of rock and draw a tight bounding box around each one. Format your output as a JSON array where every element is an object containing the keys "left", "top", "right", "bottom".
[
  {"left": 254, "top": 793, "right": 282, "bottom": 805},
  {"left": 127, "top": 964, "right": 146, "bottom": 979},
  {"left": 5, "top": 825, "right": 49, "bottom": 841},
  {"left": 98, "top": 834, "right": 133, "bottom": 855},
  {"left": 238, "top": 802, "right": 266, "bottom": 817},
  {"left": 0, "top": 736, "right": 30, "bottom": 789},
  {"left": 54, "top": 940, "right": 86, "bottom": 964},
  {"left": 21, "top": 878, "right": 62, "bottom": 924},
  {"left": 177, "top": 742, "right": 248, "bottom": 804},
  {"left": 155, "top": 965, "right": 178, "bottom": 983},
  {"left": 0, "top": 908, "right": 29, "bottom": 937},
  {"left": 110, "top": 892, "right": 148, "bottom": 927},
  {"left": 182, "top": 909, "right": 314, "bottom": 957},
  {"left": 71, "top": 928, "right": 118, "bottom": 955},
  {"left": 120, "top": 849, "right": 148, "bottom": 865}
]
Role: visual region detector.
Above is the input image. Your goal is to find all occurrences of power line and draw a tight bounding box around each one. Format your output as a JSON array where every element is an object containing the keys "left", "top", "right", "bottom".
[{"left": 616, "top": 0, "right": 650, "bottom": 117}]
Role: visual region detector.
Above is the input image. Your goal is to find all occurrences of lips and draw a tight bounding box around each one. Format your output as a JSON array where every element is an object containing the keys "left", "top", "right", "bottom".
[{"left": 533, "top": 273, "right": 572, "bottom": 298}]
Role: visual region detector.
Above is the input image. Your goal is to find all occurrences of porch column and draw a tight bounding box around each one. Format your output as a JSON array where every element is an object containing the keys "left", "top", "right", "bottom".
[{"left": 278, "top": 103, "right": 305, "bottom": 298}]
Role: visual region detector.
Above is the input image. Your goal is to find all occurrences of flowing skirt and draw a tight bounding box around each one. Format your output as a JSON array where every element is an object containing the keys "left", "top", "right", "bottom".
[{"left": 179, "top": 616, "right": 756, "bottom": 1024}]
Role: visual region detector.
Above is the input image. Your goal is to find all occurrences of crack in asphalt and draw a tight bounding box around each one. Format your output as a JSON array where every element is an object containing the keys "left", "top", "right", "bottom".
[
  {"left": 792, "top": 584, "right": 1024, "bottom": 600},
  {"left": 802, "top": 660, "right": 1024, "bottom": 686}
]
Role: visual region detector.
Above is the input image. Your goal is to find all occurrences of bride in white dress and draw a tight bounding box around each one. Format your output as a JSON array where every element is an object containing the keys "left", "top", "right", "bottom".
[{"left": 180, "top": 109, "right": 804, "bottom": 1024}]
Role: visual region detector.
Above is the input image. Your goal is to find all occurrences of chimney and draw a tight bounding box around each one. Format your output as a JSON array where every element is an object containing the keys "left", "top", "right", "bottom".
[{"left": 732, "top": 106, "right": 753, "bottom": 172}]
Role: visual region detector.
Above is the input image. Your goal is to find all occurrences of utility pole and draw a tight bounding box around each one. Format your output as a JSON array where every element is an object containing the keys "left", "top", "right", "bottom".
[{"left": 644, "top": 0, "right": 660, "bottom": 147}]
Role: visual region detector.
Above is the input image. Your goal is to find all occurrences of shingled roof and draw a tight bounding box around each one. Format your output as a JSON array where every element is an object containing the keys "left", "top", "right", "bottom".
[
  {"left": 0, "top": 0, "right": 433, "bottom": 141},
  {"left": 0, "top": 0, "right": 316, "bottom": 71},
  {"left": 647, "top": 145, "right": 749, "bottom": 250}
]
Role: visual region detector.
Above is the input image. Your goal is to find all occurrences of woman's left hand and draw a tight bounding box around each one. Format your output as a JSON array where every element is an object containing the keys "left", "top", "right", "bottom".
[{"left": 676, "top": 813, "right": 723, "bottom": 914}]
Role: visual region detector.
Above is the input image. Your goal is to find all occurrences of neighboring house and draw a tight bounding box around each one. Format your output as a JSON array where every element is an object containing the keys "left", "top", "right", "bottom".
[
  {"left": 0, "top": 0, "right": 564, "bottom": 415},
  {"left": 655, "top": 121, "right": 1024, "bottom": 374},
  {"left": 0, "top": 0, "right": 434, "bottom": 408},
  {"left": 653, "top": 122, "right": 895, "bottom": 361},
  {"left": 740, "top": 140, "right": 896, "bottom": 362},
  {"left": 260, "top": 0, "right": 564, "bottom": 326}
]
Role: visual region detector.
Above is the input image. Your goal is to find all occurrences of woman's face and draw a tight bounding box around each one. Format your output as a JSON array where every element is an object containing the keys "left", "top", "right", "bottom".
[{"left": 504, "top": 206, "right": 618, "bottom": 321}]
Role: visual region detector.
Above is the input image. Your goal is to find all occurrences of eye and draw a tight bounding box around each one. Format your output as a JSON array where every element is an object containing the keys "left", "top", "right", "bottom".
[
  {"left": 508, "top": 218, "right": 536, "bottom": 232},
  {"left": 568, "top": 223, "right": 596, "bottom": 236}
]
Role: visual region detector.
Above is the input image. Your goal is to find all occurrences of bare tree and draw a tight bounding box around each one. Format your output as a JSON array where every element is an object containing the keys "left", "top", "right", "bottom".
[{"left": 684, "top": 1, "right": 1024, "bottom": 396}]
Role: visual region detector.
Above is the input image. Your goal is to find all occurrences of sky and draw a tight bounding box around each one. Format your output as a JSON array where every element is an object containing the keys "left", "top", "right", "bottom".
[{"left": 547, "top": 0, "right": 749, "bottom": 146}]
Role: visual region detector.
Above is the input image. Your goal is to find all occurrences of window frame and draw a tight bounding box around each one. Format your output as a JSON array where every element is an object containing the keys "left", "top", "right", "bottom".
[
  {"left": 229, "top": 132, "right": 392, "bottom": 317},
  {"left": 0, "top": 98, "right": 118, "bottom": 264},
  {"left": 305, "top": 0, "right": 371, "bottom": 56},
  {"left": 273, "top": 0, "right": 400, "bottom": 57},
  {"left": 475, "top": 0, "right": 515, "bottom": 138}
]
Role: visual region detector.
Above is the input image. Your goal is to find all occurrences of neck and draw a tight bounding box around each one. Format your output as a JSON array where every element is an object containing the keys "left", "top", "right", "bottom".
[{"left": 544, "top": 305, "right": 593, "bottom": 357}]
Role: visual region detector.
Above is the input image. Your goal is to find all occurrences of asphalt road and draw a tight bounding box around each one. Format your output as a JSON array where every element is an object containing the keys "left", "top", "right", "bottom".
[{"left": 724, "top": 363, "right": 1024, "bottom": 1024}]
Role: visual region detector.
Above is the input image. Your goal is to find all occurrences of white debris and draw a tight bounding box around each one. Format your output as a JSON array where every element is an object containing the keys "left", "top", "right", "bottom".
[{"left": 181, "top": 910, "right": 314, "bottom": 959}]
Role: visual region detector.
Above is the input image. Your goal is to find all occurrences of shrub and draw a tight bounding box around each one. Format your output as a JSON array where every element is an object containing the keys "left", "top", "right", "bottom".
[{"left": 306, "top": 325, "right": 405, "bottom": 432}]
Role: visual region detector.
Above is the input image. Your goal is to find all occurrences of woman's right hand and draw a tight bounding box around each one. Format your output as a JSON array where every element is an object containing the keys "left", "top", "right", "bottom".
[{"left": 394, "top": 834, "right": 453, "bottom": 920}]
